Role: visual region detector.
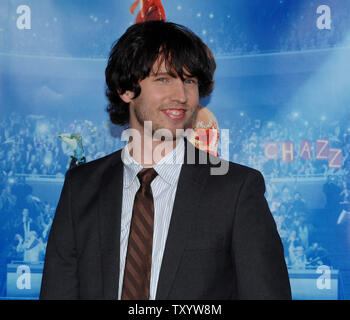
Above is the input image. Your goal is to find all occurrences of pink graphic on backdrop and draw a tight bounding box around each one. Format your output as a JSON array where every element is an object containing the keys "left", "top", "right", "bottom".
[
  {"left": 265, "top": 142, "right": 279, "bottom": 159},
  {"left": 281, "top": 142, "right": 294, "bottom": 162},
  {"left": 316, "top": 139, "right": 329, "bottom": 160},
  {"left": 328, "top": 148, "right": 342, "bottom": 168}
]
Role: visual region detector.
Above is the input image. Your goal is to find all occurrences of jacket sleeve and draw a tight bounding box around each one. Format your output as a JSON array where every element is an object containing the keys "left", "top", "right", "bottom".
[
  {"left": 40, "top": 170, "right": 79, "bottom": 299},
  {"left": 232, "top": 170, "right": 292, "bottom": 299}
]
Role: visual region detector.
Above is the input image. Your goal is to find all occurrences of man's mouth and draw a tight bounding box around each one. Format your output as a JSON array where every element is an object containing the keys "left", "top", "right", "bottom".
[{"left": 161, "top": 108, "right": 186, "bottom": 120}]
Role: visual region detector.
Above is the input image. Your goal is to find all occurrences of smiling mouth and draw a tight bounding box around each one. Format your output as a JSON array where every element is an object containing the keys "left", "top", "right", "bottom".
[{"left": 161, "top": 108, "right": 186, "bottom": 120}]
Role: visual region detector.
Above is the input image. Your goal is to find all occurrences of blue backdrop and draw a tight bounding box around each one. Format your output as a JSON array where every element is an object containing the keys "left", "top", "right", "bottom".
[{"left": 1, "top": 0, "right": 350, "bottom": 299}]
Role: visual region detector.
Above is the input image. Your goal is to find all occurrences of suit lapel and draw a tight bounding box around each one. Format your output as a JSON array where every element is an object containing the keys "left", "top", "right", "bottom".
[
  {"left": 156, "top": 140, "right": 209, "bottom": 299},
  {"left": 98, "top": 151, "right": 124, "bottom": 299}
]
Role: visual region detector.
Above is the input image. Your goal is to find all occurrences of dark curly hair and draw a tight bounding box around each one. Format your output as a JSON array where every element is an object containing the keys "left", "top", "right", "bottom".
[{"left": 105, "top": 21, "right": 216, "bottom": 126}]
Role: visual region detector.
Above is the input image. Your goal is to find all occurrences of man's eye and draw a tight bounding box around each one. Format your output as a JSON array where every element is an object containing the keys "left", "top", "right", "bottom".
[
  {"left": 185, "top": 78, "right": 197, "bottom": 84},
  {"left": 156, "top": 77, "right": 168, "bottom": 82}
]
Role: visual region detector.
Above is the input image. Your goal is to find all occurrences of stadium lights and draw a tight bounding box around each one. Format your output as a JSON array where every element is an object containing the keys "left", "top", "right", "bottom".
[
  {"left": 44, "top": 153, "right": 52, "bottom": 166},
  {"left": 37, "top": 123, "right": 48, "bottom": 134}
]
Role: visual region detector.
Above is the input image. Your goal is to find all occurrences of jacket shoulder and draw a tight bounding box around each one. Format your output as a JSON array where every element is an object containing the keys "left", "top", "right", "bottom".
[
  {"left": 204, "top": 148, "right": 264, "bottom": 182},
  {"left": 228, "top": 161, "right": 264, "bottom": 179}
]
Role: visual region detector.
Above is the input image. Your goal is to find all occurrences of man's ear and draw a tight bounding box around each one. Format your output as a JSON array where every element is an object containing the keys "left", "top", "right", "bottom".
[{"left": 118, "top": 90, "right": 135, "bottom": 103}]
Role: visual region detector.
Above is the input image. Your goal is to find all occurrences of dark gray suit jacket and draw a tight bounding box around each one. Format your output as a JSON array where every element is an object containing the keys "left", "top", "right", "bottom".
[{"left": 40, "top": 139, "right": 291, "bottom": 299}]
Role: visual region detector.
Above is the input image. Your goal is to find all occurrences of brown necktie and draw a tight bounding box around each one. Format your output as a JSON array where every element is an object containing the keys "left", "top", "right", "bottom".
[{"left": 121, "top": 168, "right": 158, "bottom": 300}]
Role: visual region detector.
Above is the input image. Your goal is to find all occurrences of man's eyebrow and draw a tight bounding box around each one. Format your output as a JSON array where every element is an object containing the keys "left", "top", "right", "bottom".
[
  {"left": 150, "top": 71, "right": 196, "bottom": 78},
  {"left": 150, "top": 72, "right": 171, "bottom": 77}
]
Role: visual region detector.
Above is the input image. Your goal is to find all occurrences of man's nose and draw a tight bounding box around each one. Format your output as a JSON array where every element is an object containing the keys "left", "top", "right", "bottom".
[{"left": 171, "top": 79, "right": 188, "bottom": 104}]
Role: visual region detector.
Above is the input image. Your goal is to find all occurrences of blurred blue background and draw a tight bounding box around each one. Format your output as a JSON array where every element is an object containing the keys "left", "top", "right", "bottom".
[{"left": 1, "top": 0, "right": 350, "bottom": 299}]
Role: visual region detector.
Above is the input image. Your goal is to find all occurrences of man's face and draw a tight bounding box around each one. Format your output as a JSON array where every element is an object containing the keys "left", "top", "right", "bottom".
[{"left": 125, "top": 59, "right": 199, "bottom": 140}]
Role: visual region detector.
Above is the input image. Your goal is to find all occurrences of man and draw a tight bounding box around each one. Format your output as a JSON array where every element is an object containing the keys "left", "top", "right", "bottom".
[{"left": 40, "top": 21, "right": 291, "bottom": 299}]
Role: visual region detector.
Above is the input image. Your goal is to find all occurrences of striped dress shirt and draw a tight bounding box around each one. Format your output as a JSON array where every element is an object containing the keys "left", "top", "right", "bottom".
[{"left": 118, "top": 138, "right": 184, "bottom": 300}]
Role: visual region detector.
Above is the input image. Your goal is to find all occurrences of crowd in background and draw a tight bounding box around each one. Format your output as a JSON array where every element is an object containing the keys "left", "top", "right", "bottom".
[
  {"left": 219, "top": 112, "right": 350, "bottom": 178},
  {"left": 218, "top": 112, "right": 350, "bottom": 269},
  {"left": 0, "top": 110, "right": 349, "bottom": 284},
  {"left": 2, "top": 112, "right": 349, "bottom": 179},
  {"left": 0, "top": 113, "right": 125, "bottom": 295},
  {"left": 0, "top": 113, "right": 123, "bottom": 177}
]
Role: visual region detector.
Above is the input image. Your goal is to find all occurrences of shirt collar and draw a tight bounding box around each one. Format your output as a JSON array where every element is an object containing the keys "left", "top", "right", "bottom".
[{"left": 122, "top": 138, "right": 184, "bottom": 188}]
